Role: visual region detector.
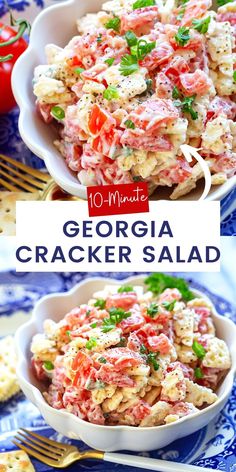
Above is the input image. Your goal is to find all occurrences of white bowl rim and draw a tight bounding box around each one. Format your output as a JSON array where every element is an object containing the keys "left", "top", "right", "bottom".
[
  {"left": 15, "top": 275, "right": 236, "bottom": 433},
  {"left": 11, "top": 0, "right": 236, "bottom": 201}
]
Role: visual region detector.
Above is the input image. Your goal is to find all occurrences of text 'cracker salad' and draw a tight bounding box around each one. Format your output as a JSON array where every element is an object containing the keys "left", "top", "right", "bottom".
[
  {"left": 33, "top": 0, "right": 236, "bottom": 199},
  {"left": 31, "top": 275, "right": 231, "bottom": 427}
]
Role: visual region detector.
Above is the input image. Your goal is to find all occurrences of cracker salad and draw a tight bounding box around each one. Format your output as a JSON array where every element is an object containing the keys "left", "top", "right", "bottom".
[
  {"left": 33, "top": 0, "right": 236, "bottom": 199},
  {"left": 31, "top": 274, "right": 231, "bottom": 427}
]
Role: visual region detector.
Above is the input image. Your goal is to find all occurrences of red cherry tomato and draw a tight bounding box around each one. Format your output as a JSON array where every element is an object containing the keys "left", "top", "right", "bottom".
[{"left": 0, "top": 22, "right": 28, "bottom": 114}]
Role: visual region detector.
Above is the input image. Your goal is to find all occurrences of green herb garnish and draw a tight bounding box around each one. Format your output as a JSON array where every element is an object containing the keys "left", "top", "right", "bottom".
[
  {"left": 233, "top": 70, "right": 236, "bottom": 83},
  {"left": 66, "top": 330, "right": 71, "bottom": 338},
  {"left": 192, "top": 340, "right": 206, "bottom": 359},
  {"left": 118, "top": 285, "right": 134, "bottom": 292},
  {"left": 192, "top": 16, "right": 210, "bottom": 34},
  {"left": 140, "top": 344, "right": 147, "bottom": 354},
  {"left": 145, "top": 273, "right": 195, "bottom": 301},
  {"left": 175, "top": 26, "right": 190, "bottom": 46},
  {"left": 133, "top": 176, "right": 142, "bottom": 181},
  {"left": 172, "top": 86, "right": 180, "bottom": 99},
  {"left": 86, "top": 309, "right": 91, "bottom": 317},
  {"left": 174, "top": 95, "right": 198, "bottom": 120},
  {"left": 177, "top": 7, "right": 186, "bottom": 20},
  {"left": 43, "top": 361, "right": 54, "bottom": 371},
  {"left": 147, "top": 302, "right": 159, "bottom": 318},
  {"left": 125, "top": 30, "right": 138, "bottom": 47},
  {"left": 102, "top": 307, "right": 131, "bottom": 332},
  {"left": 147, "top": 352, "right": 159, "bottom": 371},
  {"left": 51, "top": 106, "right": 65, "bottom": 121},
  {"left": 74, "top": 67, "right": 85, "bottom": 76},
  {"left": 86, "top": 337, "right": 97, "bottom": 350},
  {"left": 162, "top": 299, "right": 177, "bottom": 311},
  {"left": 103, "top": 85, "right": 119, "bottom": 100},
  {"left": 90, "top": 322, "right": 97, "bottom": 328},
  {"left": 94, "top": 299, "right": 106, "bottom": 309},
  {"left": 194, "top": 367, "right": 204, "bottom": 379},
  {"left": 119, "top": 54, "right": 139, "bottom": 76},
  {"left": 105, "top": 58, "right": 115, "bottom": 66},
  {"left": 131, "top": 39, "right": 156, "bottom": 60},
  {"left": 217, "top": 0, "right": 233, "bottom": 6},
  {"left": 98, "top": 356, "right": 107, "bottom": 364},
  {"left": 132, "top": 0, "right": 155, "bottom": 9},
  {"left": 124, "top": 120, "right": 136, "bottom": 129},
  {"left": 105, "top": 17, "right": 120, "bottom": 32},
  {"left": 97, "top": 34, "right": 102, "bottom": 42}
]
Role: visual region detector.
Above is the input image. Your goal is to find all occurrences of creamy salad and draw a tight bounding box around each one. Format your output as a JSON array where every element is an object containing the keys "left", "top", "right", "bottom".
[
  {"left": 33, "top": 0, "right": 236, "bottom": 198},
  {"left": 31, "top": 275, "right": 231, "bottom": 427}
]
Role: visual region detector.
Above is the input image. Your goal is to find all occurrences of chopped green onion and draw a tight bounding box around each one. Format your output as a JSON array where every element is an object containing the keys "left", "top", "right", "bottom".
[
  {"left": 132, "top": 0, "right": 155, "bottom": 9},
  {"left": 147, "top": 352, "right": 159, "bottom": 371},
  {"left": 94, "top": 299, "right": 106, "bottom": 309},
  {"left": 162, "top": 299, "right": 177, "bottom": 311},
  {"left": 103, "top": 85, "right": 119, "bottom": 100},
  {"left": 194, "top": 367, "right": 204, "bottom": 379},
  {"left": 192, "top": 340, "right": 206, "bottom": 359},
  {"left": 147, "top": 302, "right": 159, "bottom": 318},
  {"left": 233, "top": 71, "right": 236, "bottom": 83},
  {"left": 175, "top": 26, "right": 190, "bottom": 46},
  {"left": 192, "top": 16, "right": 211, "bottom": 34},
  {"left": 133, "top": 176, "right": 142, "bottom": 182},
  {"left": 66, "top": 330, "right": 71, "bottom": 339},
  {"left": 146, "top": 78, "right": 153, "bottom": 90},
  {"left": 118, "top": 285, "right": 134, "bottom": 292},
  {"left": 140, "top": 344, "right": 147, "bottom": 354},
  {"left": 101, "top": 307, "right": 131, "bottom": 332},
  {"left": 125, "top": 31, "right": 138, "bottom": 47},
  {"left": 105, "top": 17, "right": 120, "bottom": 32},
  {"left": 172, "top": 86, "right": 180, "bottom": 99},
  {"left": 74, "top": 67, "right": 85, "bottom": 75},
  {"left": 98, "top": 356, "right": 107, "bottom": 364},
  {"left": 51, "top": 106, "right": 65, "bottom": 121},
  {"left": 90, "top": 322, "right": 97, "bottom": 328},
  {"left": 105, "top": 58, "right": 115, "bottom": 66},
  {"left": 86, "top": 309, "right": 91, "bottom": 317},
  {"left": 43, "top": 361, "right": 54, "bottom": 371},
  {"left": 86, "top": 337, "right": 97, "bottom": 350},
  {"left": 124, "top": 120, "right": 136, "bottom": 129},
  {"left": 119, "top": 54, "right": 139, "bottom": 76}
]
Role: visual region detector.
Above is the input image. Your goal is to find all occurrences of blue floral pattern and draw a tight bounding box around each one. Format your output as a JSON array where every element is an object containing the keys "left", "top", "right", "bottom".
[{"left": 0, "top": 271, "right": 235, "bottom": 471}]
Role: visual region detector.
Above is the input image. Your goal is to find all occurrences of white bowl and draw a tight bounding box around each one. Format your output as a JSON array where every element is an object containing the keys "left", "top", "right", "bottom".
[
  {"left": 15, "top": 275, "right": 236, "bottom": 452},
  {"left": 12, "top": 0, "right": 236, "bottom": 200}
]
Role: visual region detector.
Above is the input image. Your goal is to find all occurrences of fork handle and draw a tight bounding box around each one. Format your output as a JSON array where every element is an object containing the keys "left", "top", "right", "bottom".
[{"left": 103, "top": 452, "right": 210, "bottom": 471}]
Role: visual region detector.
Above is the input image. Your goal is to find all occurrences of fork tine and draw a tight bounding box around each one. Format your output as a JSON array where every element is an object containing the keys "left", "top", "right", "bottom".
[
  {"left": 17, "top": 431, "right": 64, "bottom": 456},
  {"left": 0, "top": 168, "right": 37, "bottom": 192},
  {"left": 15, "top": 435, "right": 61, "bottom": 460},
  {"left": 0, "top": 154, "right": 51, "bottom": 182},
  {"left": 20, "top": 428, "right": 67, "bottom": 450},
  {"left": 12, "top": 440, "right": 58, "bottom": 467},
  {"left": 0, "top": 161, "right": 46, "bottom": 190},
  {"left": 0, "top": 177, "right": 19, "bottom": 192}
]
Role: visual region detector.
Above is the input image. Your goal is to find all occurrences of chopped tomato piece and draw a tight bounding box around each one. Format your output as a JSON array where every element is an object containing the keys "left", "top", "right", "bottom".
[
  {"left": 158, "top": 288, "right": 182, "bottom": 303},
  {"left": 120, "top": 130, "right": 173, "bottom": 152},
  {"left": 106, "top": 292, "right": 138, "bottom": 310},
  {"left": 147, "top": 333, "right": 172, "bottom": 354},
  {"left": 120, "top": 7, "right": 159, "bottom": 35},
  {"left": 118, "top": 312, "right": 145, "bottom": 333},
  {"left": 127, "top": 98, "right": 179, "bottom": 134},
  {"left": 140, "top": 43, "right": 174, "bottom": 71},
  {"left": 88, "top": 104, "right": 116, "bottom": 135},
  {"left": 179, "top": 70, "right": 210, "bottom": 96},
  {"left": 97, "top": 364, "right": 135, "bottom": 387},
  {"left": 177, "top": 0, "right": 212, "bottom": 27}
]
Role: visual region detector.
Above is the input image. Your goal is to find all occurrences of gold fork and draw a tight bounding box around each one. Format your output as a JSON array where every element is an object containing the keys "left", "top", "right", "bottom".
[
  {"left": 0, "top": 154, "right": 80, "bottom": 200},
  {"left": 13, "top": 428, "right": 210, "bottom": 471}
]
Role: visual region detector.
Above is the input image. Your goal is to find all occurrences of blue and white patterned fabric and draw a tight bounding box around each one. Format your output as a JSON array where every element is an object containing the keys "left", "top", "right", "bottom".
[
  {"left": 0, "top": 0, "right": 236, "bottom": 234},
  {"left": 0, "top": 271, "right": 236, "bottom": 471}
]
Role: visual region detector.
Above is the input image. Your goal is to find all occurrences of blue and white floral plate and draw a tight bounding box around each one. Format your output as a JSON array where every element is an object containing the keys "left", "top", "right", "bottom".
[{"left": 0, "top": 271, "right": 235, "bottom": 471}]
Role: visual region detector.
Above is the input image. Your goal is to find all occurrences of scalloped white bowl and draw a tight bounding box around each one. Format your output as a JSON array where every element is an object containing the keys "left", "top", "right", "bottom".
[
  {"left": 15, "top": 276, "right": 236, "bottom": 452},
  {"left": 11, "top": 0, "right": 236, "bottom": 200}
]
